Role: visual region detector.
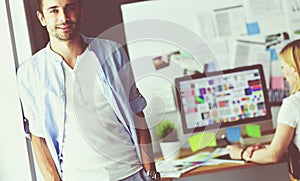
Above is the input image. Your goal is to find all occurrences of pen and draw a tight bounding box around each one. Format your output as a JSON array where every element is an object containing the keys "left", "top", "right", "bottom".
[
  {"left": 174, "top": 161, "right": 205, "bottom": 171},
  {"left": 190, "top": 161, "right": 204, "bottom": 166},
  {"left": 213, "top": 159, "right": 245, "bottom": 164}
]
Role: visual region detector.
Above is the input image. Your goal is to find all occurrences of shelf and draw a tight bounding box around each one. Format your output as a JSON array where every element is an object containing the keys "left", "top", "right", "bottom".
[{"left": 269, "top": 102, "right": 282, "bottom": 107}]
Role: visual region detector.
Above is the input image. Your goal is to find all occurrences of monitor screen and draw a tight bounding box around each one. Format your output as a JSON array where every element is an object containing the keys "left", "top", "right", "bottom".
[{"left": 175, "top": 64, "right": 272, "bottom": 134}]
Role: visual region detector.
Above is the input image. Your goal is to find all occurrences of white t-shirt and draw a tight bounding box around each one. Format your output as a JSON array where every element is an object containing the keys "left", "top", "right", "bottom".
[
  {"left": 61, "top": 51, "right": 141, "bottom": 181},
  {"left": 277, "top": 91, "right": 300, "bottom": 150}
]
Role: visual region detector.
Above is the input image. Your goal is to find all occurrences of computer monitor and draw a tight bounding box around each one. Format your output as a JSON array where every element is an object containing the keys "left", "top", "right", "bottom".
[{"left": 175, "top": 64, "right": 272, "bottom": 134}]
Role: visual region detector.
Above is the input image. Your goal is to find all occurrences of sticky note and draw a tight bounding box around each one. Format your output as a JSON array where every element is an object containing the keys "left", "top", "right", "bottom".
[
  {"left": 180, "top": 50, "right": 193, "bottom": 58},
  {"left": 188, "top": 132, "right": 217, "bottom": 152},
  {"left": 246, "top": 124, "right": 261, "bottom": 138},
  {"left": 271, "top": 76, "right": 285, "bottom": 89},
  {"left": 270, "top": 48, "right": 278, "bottom": 61},
  {"left": 246, "top": 22, "right": 260, "bottom": 35},
  {"left": 294, "top": 29, "right": 300, "bottom": 35},
  {"left": 226, "top": 127, "right": 241, "bottom": 143}
]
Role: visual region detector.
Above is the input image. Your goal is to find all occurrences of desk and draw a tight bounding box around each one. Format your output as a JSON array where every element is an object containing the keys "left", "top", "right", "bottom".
[{"left": 160, "top": 147, "right": 287, "bottom": 181}]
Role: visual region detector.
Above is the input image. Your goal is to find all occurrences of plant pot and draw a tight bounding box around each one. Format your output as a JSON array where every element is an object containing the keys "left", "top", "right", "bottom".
[{"left": 160, "top": 141, "right": 181, "bottom": 160}]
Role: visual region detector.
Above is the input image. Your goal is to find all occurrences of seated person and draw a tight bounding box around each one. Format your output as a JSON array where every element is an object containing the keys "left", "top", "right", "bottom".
[{"left": 227, "top": 40, "right": 300, "bottom": 180}]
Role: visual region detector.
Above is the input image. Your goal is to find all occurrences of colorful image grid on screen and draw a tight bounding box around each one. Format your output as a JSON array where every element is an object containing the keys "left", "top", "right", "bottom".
[{"left": 180, "top": 69, "right": 267, "bottom": 129}]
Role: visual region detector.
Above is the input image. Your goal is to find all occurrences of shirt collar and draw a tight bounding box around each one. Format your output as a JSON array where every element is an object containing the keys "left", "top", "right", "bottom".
[
  {"left": 44, "top": 35, "right": 92, "bottom": 63},
  {"left": 45, "top": 43, "right": 64, "bottom": 63}
]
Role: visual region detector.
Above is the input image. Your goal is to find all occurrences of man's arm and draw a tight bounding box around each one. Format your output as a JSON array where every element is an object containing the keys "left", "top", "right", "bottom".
[
  {"left": 31, "top": 135, "right": 61, "bottom": 181},
  {"left": 133, "top": 112, "right": 157, "bottom": 173}
]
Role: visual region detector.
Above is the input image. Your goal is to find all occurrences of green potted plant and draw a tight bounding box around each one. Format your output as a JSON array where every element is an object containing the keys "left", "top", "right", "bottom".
[
  {"left": 156, "top": 120, "right": 180, "bottom": 160},
  {"left": 156, "top": 120, "right": 179, "bottom": 142}
]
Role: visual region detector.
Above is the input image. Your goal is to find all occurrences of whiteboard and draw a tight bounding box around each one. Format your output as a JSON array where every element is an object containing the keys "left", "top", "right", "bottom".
[{"left": 120, "top": 0, "right": 290, "bottom": 139}]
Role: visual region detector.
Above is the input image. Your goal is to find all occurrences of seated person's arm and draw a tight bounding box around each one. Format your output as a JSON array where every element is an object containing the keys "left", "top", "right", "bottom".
[
  {"left": 31, "top": 134, "right": 61, "bottom": 181},
  {"left": 227, "top": 123, "right": 294, "bottom": 163},
  {"left": 245, "top": 123, "right": 294, "bottom": 163}
]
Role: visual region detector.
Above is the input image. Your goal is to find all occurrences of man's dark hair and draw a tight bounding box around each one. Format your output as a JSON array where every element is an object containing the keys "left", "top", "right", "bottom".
[
  {"left": 37, "top": 0, "right": 82, "bottom": 14},
  {"left": 36, "top": 0, "right": 43, "bottom": 13}
]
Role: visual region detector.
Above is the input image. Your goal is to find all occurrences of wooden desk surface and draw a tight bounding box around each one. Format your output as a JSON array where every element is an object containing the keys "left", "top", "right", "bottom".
[
  {"left": 159, "top": 131, "right": 277, "bottom": 181},
  {"left": 160, "top": 147, "right": 269, "bottom": 181}
]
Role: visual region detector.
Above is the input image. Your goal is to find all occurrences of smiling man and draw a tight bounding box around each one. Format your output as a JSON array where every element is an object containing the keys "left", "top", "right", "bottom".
[{"left": 17, "top": 0, "right": 159, "bottom": 180}]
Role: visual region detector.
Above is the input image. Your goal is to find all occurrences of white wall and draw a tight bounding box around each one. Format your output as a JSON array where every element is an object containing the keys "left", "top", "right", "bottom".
[
  {"left": 9, "top": 0, "right": 32, "bottom": 64},
  {"left": 0, "top": 0, "right": 32, "bottom": 180}
]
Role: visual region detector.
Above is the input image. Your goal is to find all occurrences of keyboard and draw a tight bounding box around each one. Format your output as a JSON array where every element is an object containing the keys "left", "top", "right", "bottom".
[{"left": 240, "top": 134, "right": 274, "bottom": 147}]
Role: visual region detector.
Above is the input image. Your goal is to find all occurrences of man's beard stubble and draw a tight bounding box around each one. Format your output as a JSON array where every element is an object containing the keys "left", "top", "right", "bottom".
[{"left": 52, "top": 21, "right": 80, "bottom": 41}]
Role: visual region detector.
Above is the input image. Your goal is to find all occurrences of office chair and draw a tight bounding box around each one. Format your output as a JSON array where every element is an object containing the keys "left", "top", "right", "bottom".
[{"left": 287, "top": 140, "right": 300, "bottom": 181}]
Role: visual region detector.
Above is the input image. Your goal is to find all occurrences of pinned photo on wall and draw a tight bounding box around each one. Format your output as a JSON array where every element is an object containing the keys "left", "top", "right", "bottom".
[
  {"left": 265, "top": 32, "right": 290, "bottom": 62},
  {"left": 152, "top": 51, "right": 180, "bottom": 70},
  {"left": 265, "top": 32, "right": 290, "bottom": 49},
  {"left": 152, "top": 55, "right": 170, "bottom": 70}
]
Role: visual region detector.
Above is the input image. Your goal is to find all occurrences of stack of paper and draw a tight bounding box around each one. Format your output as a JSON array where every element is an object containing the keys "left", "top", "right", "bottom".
[{"left": 156, "top": 148, "right": 244, "bottom": 178}]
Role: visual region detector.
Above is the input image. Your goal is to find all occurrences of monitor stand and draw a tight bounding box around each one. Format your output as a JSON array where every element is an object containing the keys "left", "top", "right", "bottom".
[
  {"left": 214, "top": 119, "right": 273, "bottom": 140},
  {"left": 214, "top": 119, "right": 274, "bottom": 147},
  {"left": 240, "top": 133, "right": 274, "bottom": 147}
]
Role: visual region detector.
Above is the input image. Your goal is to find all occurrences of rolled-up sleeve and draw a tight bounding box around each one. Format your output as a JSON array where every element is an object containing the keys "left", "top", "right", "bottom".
[
  {"left": 17, "top": 69, "right": 45, "bottom": 137},
  {"left": 129, "top": 88, "right": 147, "bottom": 114},
  {"left": 113, "top": 43, "right": 147, "bottom": 114}
]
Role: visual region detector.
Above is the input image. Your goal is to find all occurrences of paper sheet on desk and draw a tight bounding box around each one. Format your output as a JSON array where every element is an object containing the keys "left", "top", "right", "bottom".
[
  {"left": 156, "top": 148, "right": 232, "bottom": 178},
  {"left": 155, "top": 152, "right": 211, "bottom": 178},
  {"left": 156, "top": 160, "right": 201, "bottom": 178}
]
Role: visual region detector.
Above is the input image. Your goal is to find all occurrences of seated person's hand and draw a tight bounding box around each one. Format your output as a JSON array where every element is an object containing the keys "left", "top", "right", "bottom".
[
  {"left": 226, "top": 145, "right": 243, "bottom": 160},
  {"left": 246, "top": 143, "right": 266, "bottom": 158},
  {"left": 227, "top": 144, "right": 266, "bottom": 161}
]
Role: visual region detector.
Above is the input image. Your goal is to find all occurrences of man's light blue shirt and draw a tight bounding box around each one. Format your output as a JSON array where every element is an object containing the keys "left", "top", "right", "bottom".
[{"left": 17, "top": 36, "right": 147, "bottom": 177}]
